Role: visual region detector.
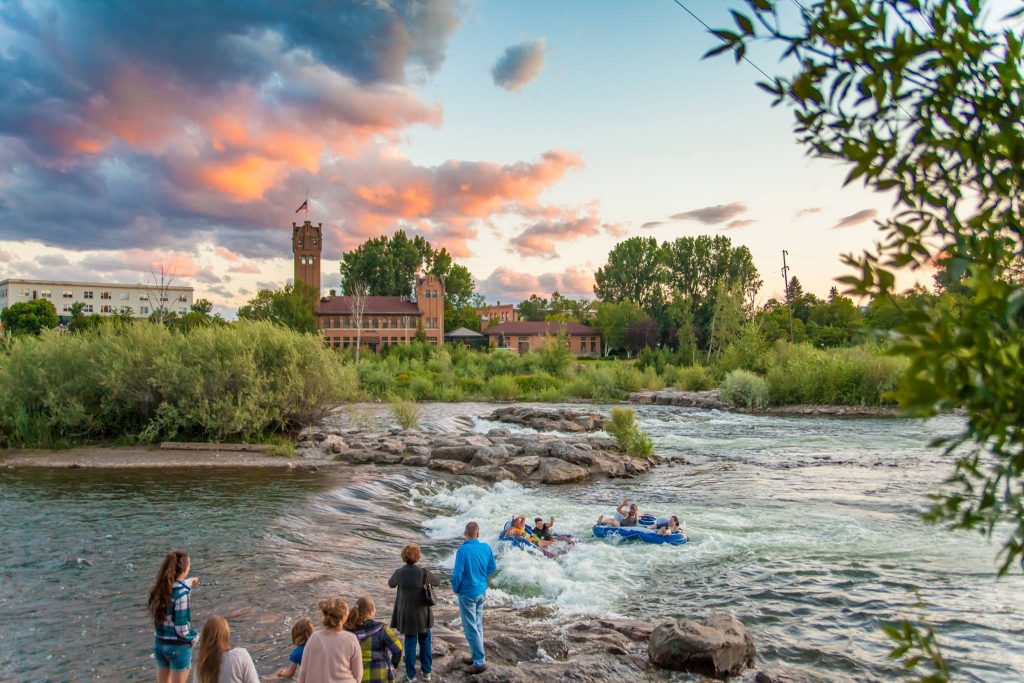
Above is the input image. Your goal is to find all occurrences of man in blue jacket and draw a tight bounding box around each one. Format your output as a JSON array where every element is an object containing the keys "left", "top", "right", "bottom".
[{"left": 451, "top": 521, "right": 497, "bottom": 674}]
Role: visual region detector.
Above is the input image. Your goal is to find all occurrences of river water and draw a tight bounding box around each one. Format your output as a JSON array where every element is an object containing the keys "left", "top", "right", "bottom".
[{"left": 0, "top": 404, "right": 1021, "bottom": 682}]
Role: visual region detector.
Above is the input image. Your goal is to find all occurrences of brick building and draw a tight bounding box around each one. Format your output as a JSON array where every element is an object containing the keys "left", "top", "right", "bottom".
[
  {"left": 290, "top": 220, "right": 445, "bottom": 349},
  {"left": 482, "top": 321, "right": 601, "bottom": 357}
]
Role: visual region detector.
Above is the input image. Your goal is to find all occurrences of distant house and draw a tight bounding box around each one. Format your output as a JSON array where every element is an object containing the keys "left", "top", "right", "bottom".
[
  {"left": 476, "top": 302, "right": 518, "bottom": 328},
  {"left": 482, "top": 321, "right": 600, "bottom": 357}
]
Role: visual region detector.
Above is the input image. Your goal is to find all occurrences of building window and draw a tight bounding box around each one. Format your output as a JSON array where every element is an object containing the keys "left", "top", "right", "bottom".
[
  {"left": 140, "top": 306, "right": 149, "bottom": 314},
  {"left": 83, "top": 291, "right": 94, "bottom": 299}
]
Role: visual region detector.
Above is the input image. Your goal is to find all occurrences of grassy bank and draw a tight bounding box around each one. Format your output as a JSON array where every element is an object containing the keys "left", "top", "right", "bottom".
[{"left": 0, "top": 322, "right": 908, "bottom": 448}]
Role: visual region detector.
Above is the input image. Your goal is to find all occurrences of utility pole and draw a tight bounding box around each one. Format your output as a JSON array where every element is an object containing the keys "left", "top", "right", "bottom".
[{"left": 782, "top": 250, "right": 794, "bottom": 343}]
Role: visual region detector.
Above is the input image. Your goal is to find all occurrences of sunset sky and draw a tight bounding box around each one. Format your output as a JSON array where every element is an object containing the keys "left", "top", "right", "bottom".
[{"left": 0, "top": 0, "right": 966, "bottom": 316}]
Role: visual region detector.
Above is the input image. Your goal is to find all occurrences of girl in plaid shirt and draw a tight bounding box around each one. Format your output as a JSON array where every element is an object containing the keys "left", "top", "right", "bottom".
[
  {"left": 344, "top": 597, "right": 403, "bottom": 683},
  {"left": 148, "top": 549, "right": 200, "bottom": 683}
]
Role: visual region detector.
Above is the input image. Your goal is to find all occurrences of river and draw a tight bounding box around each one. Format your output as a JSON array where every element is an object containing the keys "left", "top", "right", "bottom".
[{"left": 0, "top": 404, "right": 1021, "bottom": 682}]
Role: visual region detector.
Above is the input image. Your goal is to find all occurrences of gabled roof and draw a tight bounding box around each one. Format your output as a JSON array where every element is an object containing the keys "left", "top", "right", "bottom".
[
  {"left": 318, "top": 296, "right": 421, "bottom": 315},
  {"left": 482, "top": 321, "right": 599, "bottom": 336},
  {"left": 444, "top": 327, "right": 485, "bottom": 338}
]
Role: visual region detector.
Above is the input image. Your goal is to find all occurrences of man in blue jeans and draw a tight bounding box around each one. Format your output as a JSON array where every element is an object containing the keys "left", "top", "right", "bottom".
[{"left": 451, "top": 521, "right": 496, "bottom": 675}]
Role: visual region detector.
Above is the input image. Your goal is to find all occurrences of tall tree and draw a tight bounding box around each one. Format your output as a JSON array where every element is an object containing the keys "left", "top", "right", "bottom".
[
  {"left": 0, "top": 299, "right": 59, "bottom": 335},
  {"left": 594, "top": 237, "right": 664, "bottom": 311}
]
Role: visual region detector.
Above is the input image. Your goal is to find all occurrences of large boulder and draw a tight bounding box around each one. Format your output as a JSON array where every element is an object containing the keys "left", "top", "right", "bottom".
[
  {"left": 505, "top": 455, "right": 541, "bottom": 477},
  {"left": 428, "top": 459, "right": 471, "bottom": 475},
  {"left": 537, "top": 458, "right": 589, "bottom": 484},
  {"left": 430, "top": 445, "right": 477, "bottom": 463},
  {"left": 648, "top": 613, "right": 755, "bottom": 679}
]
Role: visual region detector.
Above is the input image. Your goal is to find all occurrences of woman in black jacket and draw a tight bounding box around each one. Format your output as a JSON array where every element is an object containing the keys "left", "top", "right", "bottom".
[{"left": 388, "top": 544, "right": 438, "bottom": 682}]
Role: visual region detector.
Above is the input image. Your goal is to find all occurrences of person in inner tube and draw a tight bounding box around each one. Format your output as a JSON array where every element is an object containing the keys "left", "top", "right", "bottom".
[
  {"left": 649, "top": 515, "right": 681, "bottom": 535},
  {"left": 596, "top": 498, "right": 641, "bottom": 527},
  {"left": 532, "top": 517, "right": 576, "bottom": 546}
]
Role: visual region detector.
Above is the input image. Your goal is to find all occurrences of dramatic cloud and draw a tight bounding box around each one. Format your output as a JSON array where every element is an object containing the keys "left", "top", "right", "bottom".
[
  {"left": 491, "top": 39, "right": 547, "bottom": 92},
  {"left": 641, "top": 221, "right": 664, "bottom": 229},
  {"left": 833, "top": 208, "right": 877, "bottom": 229},
  {"left": 794, "top": 207, "right": 822, "bottom": 219},
  {"left": 507, "top": 207, "right": 625, "bottom": 259},
  {"left": 725, "top": 219, "right": 756, "bottom": 230},
  {"left": 671, "top": 202, "right": 747, "bottom": 225},
  {"left": 476, "top": 265, "right": 595, "bottom": 301}
]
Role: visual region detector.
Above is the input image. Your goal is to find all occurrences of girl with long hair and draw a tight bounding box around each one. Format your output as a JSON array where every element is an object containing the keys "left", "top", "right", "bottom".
[
  {"left": 297, "top": 598, "right": 362, "bottom": 683},
  {"left": 344, "top": 597, "right": 403, "bottom": 683},
  {"left": 193, "top": 616, "right": 260, "bottom": 683},
  {"left": 149, "top": 550, "right": 199, "bottom": 683}
]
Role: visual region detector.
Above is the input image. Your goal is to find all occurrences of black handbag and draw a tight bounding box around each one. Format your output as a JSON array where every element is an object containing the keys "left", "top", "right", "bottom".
[{"left": 422, "top": 568, "right": 435, "bottom": 607}]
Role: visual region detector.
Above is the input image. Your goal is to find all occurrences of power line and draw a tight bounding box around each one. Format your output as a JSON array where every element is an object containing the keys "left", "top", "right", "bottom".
[{"left": 668, "top": 0, "right": 776, "bottom": 83}]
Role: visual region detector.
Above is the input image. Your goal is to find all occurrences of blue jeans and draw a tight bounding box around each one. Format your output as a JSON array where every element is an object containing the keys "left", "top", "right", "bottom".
[
  {"left": 404, "top": 630, "right": 432, "bottom": 679},
  {"left": 153, "top": 640, "right": 192, "bottom": 671},
  {"left": 457, "top": 592, "right": 486, "bottom": 666}
]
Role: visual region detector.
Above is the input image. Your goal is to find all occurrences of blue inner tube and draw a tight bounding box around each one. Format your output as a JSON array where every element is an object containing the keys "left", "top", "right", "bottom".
[{"left": 594, "top": 514, "right": 688, "bottom": 545}]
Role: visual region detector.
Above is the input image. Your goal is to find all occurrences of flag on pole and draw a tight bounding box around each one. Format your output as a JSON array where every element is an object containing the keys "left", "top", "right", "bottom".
[{"left": 295, "top": 199, "right": 309, "bottom": 213}]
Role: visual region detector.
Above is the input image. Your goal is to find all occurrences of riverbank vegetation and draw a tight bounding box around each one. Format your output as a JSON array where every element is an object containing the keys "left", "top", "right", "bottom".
[{"left": 0, "top": 322, "right": 355, "bottom": 448}]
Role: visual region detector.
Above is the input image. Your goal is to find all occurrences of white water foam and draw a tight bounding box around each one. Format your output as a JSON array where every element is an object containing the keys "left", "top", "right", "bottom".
[{"left": 411, "top": 479, "right": 702, "bottom": 616}]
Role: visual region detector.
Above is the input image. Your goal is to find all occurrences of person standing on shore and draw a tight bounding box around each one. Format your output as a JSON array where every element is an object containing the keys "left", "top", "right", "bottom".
[
  {"left": 450, "top": 522, "right": 496, "bottom": 675},
  {"left": 298, "top": 598, "right": 362, "bottom": 683},
  {"left": 387, "top": 544, "right": 438, "bottom": 682},
  {"left": 149, "top": 550, "right": 199, "bottom": 683},
  {"left": 192, "top": 616, "right": 260, "bottom": 683}
]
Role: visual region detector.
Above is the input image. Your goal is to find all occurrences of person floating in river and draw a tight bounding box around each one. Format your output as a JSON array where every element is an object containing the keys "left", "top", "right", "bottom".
[
  {"left": 650, "top": 515, "right": 681, "bottom": 535},
  {"left": 269, "top": 617, "right": 314, "bottom": 680},
  {"left": 596, "top": 498, "right": 640, "bottom": 528}
]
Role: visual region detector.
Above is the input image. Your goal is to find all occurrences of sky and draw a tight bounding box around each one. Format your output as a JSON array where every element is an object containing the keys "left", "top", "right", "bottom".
[{"left": 0, "top": 0, "right": 973, "bottom": 316}]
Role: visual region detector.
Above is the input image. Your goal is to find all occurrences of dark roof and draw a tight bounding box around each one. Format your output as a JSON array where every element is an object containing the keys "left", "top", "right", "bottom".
[
  {"left": 318, "top": 296, "right": 421, "bottom": 315},
  {"left": 482, "top": 321, "right": 599, "bottom": 336},
  {"left": 444, "top": 327, "right": 485, "bottom": 338}
]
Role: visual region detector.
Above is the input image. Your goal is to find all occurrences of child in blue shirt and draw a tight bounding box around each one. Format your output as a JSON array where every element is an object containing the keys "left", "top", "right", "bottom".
[{"left": 270, "top": 617, "right": 314, "bottom": 679}]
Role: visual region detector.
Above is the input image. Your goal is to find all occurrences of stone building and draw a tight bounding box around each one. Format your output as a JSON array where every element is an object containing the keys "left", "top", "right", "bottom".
[
  {"left": 482, "top": 321, "right": 601, "bottom": 357},
  {"left": 290, "top": 220, "right": 445, "bottom": 350}
]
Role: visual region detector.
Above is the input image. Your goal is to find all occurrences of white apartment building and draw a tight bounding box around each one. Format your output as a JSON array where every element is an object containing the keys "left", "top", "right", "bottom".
[{"left": 0, "top": 278, "right": 194, "bottom": 322}]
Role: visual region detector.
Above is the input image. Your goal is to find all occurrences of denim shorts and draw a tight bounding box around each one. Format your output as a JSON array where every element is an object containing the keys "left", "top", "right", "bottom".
[{"left": 153, "top": 640, "right": 192, "bottom": 671}]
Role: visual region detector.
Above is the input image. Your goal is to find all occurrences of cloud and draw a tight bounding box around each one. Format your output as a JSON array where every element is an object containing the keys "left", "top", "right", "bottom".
[
  {"left": 671, "top": 202, "right": 747, "bottom": 225},
  {"left": 724, "top": 219, "right": 756, "bottom": 230},
  {"left": 833, "top": 208, "right": 877, "bottom": 229},
  {"left": 491, "top": 39, "right": 547, "bottom": 92},
  {"left": 476, "top": 265, "right": 595, "bottom": 301},
  {"left": 641, "top": 221, "right": 664, "bottom": 229},
  {"left": 794, "top": 207, "right": 822, "bottom": 219}
]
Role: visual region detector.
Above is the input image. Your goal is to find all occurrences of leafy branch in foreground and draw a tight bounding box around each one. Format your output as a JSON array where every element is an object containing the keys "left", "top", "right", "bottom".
[
  {"left": 883, "top": 618, "right": 951, "bottom": 683},
  {"left": 709, "top": 0, "right": 1024, "bottom": 575}
]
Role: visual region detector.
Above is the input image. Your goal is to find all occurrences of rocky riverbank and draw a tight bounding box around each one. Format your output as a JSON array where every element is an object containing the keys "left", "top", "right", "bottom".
[
  {"left": 629, "top": 389, "right": 902, "bottom": 418},
  {"left": 297, "top": 420, "right": 658, "bottom": 484}
]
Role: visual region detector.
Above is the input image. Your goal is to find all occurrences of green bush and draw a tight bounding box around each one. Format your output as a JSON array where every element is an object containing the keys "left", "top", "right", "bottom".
[
  {"left": 671, "top": 365, "right": 715, "bottom": 391},
  {"left": 0, "top": 321, "right": 354, "bottom": 446},
  {"left": 486, "top": 374, "right": 518, "bottom": 401},
  {"left": 719, "top": 369, "right": 769, "bottom": 410},
  {"left": 390, "top": 397, "right": 421, "bottom": 430},
  {"left": 604, "top": 407, "right": 654, "bottom": 458}
]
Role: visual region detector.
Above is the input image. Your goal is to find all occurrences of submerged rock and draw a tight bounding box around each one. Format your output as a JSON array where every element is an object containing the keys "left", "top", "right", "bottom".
[{"left": 648, "top": 613, "right": 755, "bottom": 679}]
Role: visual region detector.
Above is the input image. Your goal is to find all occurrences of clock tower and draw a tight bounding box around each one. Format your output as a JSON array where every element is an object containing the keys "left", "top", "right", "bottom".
[{"left": 292, "top": 220, "right": 322, "bottom": 294}]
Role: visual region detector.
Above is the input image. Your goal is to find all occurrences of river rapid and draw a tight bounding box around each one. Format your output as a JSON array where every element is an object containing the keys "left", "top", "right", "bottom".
[{"left": 0, "top": 404, "right": 1021, "bottom": 682}]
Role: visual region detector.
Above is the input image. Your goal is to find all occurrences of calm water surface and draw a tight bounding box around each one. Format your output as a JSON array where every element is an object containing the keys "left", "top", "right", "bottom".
[{"left": 0, "top": 404, "right": 1021, "bottom": 682}]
